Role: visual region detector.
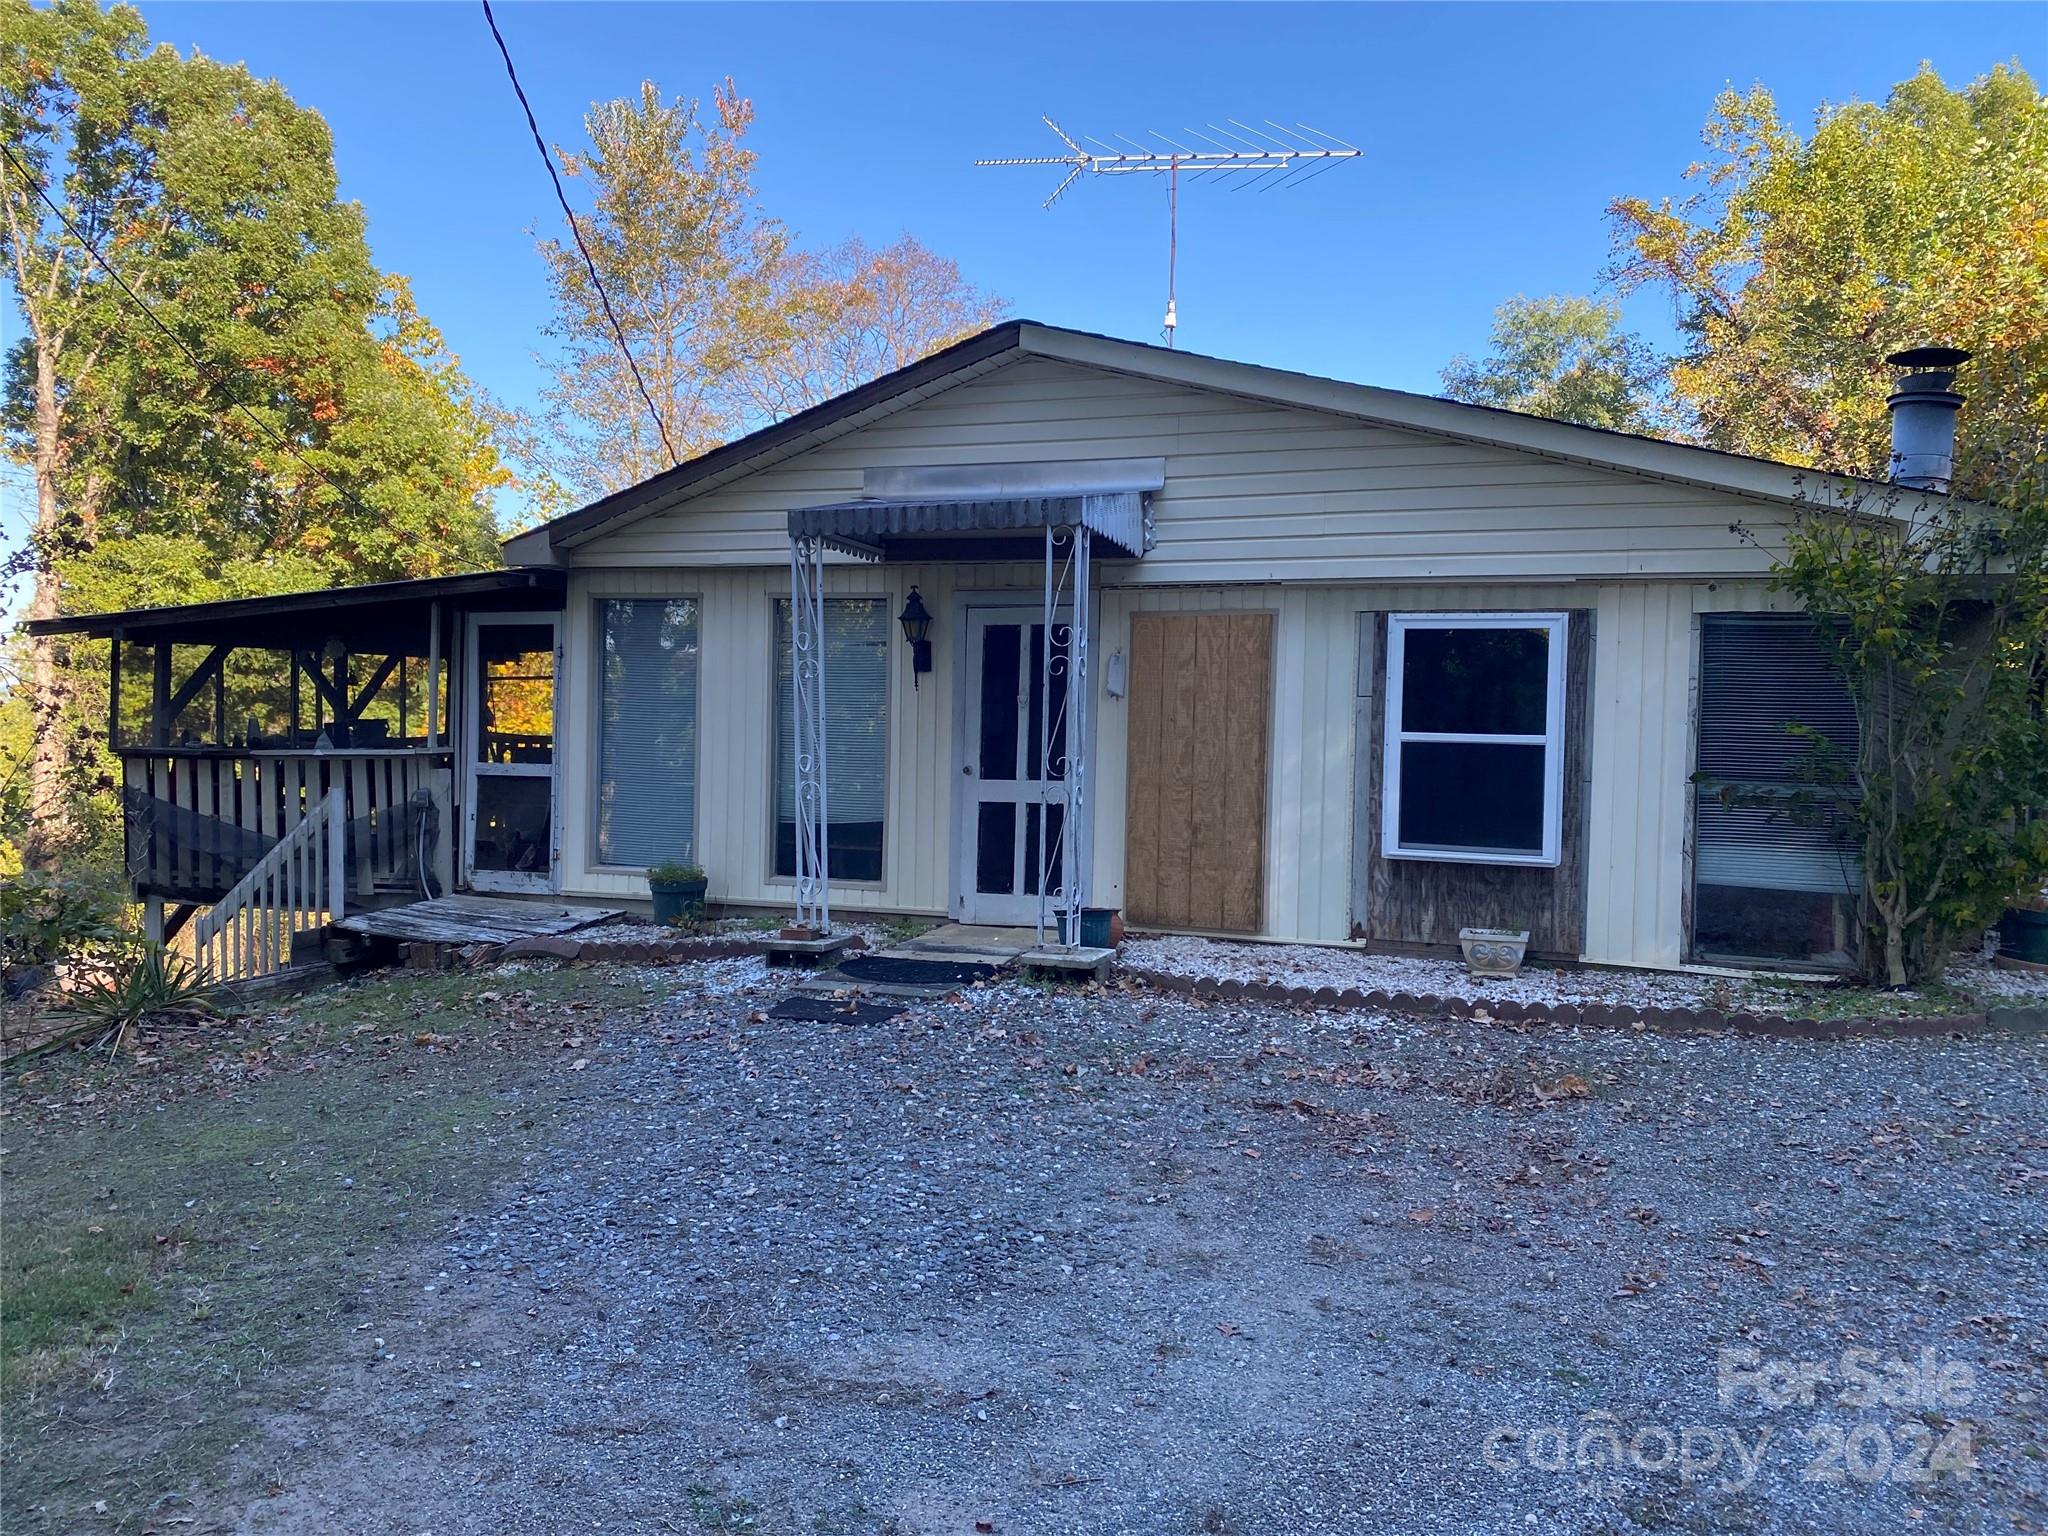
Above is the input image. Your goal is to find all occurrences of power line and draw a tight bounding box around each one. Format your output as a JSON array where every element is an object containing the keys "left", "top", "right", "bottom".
[
  {"left": 480, "top": 0, "right": 681, "bottom": 468},
  {"left": 0, "top": 141, "right": 496, "bottom": 575}
]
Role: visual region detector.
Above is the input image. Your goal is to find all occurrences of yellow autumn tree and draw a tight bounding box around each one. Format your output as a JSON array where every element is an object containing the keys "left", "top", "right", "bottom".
[{"left": 1610, "top": 61, "right": 2046, "bottom": 495}]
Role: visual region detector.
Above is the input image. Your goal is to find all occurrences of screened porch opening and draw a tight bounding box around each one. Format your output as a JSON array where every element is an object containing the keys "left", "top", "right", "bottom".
[
  {"left": 29, "top": 568, "right": 567, "bottom": 968},
  {"left": 1692, "top": 614, "right": 1862, "bottom": 970}
]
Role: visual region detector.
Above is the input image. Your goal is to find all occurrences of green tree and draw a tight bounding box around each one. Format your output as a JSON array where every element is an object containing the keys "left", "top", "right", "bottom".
[
  {"left": 533, "top": 78, "right": 782, "bottom": 500},
  {"left": 1610, "top": 62, "right": 2046, "bottom": 491},
  {"left": 1768, "top": 458, "right": 2048, "bottom": 987},
  {"left": 1, "top": 0, "right": 508, "bottom": 868},
  {"left": 1440, "top": 294, "right": 1661, "bottom": 431},
  {"left": 530, "top": 79, "right": 1007, "bottom": 505}
]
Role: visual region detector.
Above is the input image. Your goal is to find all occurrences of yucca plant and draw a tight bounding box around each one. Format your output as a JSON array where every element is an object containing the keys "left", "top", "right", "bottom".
[{"left": 61, "top": 947, "right": 220, "bottom": 1057}]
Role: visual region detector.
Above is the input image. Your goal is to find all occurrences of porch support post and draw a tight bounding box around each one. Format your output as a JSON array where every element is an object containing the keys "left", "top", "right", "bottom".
[
  {"left": 151, "top": 642, "right": 171, "bottom": 747},
  {"left": 425, "top": 601, "right": 442, "bottom": 749},
  {"left": 1036, "top": 523, "right": 1092, "bottom": 947},
  {"left": 789, "top": 533, "right": 831, "bottom": 934},
  {"left": 1067, "top": 524, "right": 1091, "bottom": 947},
  {"left": 108, "top": 632, "right": 122, "bottom": 751}
]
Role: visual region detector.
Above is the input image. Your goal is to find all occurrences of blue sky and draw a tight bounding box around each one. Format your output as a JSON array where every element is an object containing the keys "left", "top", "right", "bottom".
[
  {"left": 1, "top": 1, "right": 2039, "bottom": 597},
  {"left": 137, "top": 1, "right": 2041, "bottom": 402}
]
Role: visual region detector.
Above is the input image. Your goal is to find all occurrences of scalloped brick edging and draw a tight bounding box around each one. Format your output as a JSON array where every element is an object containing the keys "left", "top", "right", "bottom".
[
  {"left": 499, "top": 932, "right": 869, "bottom": 967},
  {"left": 1116, "top": 966, "right": 2045, "bottom": 1040},
  {"left": 501, "top": 933, "right": 752, "bottom": 966}
]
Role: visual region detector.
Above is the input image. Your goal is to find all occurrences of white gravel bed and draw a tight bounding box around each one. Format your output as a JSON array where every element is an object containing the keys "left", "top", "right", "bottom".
[
  {"left": 1116, "top": 934, "right": 1729, "bottom": 1010},
  {"left": 1119, "top": 934, "right": 2048, "bottom": 1015},
  {"left": 1948, "top": 948, "right": 2048, "bottom": 1001}
]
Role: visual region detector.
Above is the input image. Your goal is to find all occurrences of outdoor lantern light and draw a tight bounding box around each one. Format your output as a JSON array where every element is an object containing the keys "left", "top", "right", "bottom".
[{"left": 897, "top": 586, "right": 933, "bottom": 686}]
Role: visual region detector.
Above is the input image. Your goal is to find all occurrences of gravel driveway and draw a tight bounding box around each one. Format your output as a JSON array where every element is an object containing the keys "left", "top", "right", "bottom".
[{"left": 240, "top": 956, "right": 2046, "bottom": 1536}]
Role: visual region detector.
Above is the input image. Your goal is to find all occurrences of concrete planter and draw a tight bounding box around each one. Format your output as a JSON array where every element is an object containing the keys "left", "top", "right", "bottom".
[{"left": 1459, "top": 927, "right": 1531, "bottom": 978}]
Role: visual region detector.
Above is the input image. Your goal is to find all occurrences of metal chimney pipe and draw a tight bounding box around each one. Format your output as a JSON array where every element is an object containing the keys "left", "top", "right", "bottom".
[{"left": 1885, "top": 345, "right": 1972, "bottom": 493}]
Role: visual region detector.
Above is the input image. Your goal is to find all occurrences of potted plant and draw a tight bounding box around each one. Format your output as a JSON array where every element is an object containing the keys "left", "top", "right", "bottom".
[
  {"left": 646, "top": 860, "right": 708, "bottom": 927},
  {"left": 1459, "top": 926, "right": 1531, "bottom": 979}
]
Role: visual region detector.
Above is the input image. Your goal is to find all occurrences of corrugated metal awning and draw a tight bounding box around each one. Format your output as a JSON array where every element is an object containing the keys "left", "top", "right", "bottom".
[{"left": 788, "top": 491, "right": 1148, "bottom": 560}]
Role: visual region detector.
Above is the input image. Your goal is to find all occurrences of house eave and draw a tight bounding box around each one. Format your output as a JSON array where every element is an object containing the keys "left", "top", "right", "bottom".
[
  {"left": 500, "top": 319, "right": 1980, "bottom": 560},
  {"left": 25, "top": 568, "right": 566, "bottom": 652}
]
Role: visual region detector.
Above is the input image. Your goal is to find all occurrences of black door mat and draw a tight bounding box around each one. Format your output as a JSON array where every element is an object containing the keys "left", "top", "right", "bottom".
[
  {"left": 768, "top": 995, "right": 905, "bottom": 1024},
  {"left": 835, "top": 955, "right": 1000, "bottom": 987}
]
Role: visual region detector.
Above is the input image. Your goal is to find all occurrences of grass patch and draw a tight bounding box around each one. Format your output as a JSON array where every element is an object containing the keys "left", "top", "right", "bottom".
[
  {"left": 2, "top": 1216, "right": 172, "bottom": 1393},
  {"left": 1, "top": 964, "right": 613, "bottom": 1533},
  {"left": 1737, "top": 976, "right": 1977, "bottom": 1022},
  {"left": 687, "top": 1482, "right": 761, "bottom": 1532}
]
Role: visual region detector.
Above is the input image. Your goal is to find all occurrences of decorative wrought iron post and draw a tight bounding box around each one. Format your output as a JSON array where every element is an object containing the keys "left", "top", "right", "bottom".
[
  {"left": 788, "top": 533, "right": 831, "bottom": 934},
  {"left": 1036, "top": 523, "right": 1091, "bottom": 947}
]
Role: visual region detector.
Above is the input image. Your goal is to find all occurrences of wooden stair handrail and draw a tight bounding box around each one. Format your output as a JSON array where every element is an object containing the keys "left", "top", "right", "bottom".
[{"left": 193, "top": 786, "right": 346, "bottom": 983}]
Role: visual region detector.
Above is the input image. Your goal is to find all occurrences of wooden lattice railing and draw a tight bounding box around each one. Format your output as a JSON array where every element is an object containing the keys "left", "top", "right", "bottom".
[
  {"left": 193, "top": 787, "right": 346, "bottom": 983},
  {"left": 120, "top": 748, "right": 450, "bottom": 903}
]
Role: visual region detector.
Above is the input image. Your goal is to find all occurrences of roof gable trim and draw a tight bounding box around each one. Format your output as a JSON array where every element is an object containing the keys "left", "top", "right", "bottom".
[{"left": 514, "top": 319, "right": 1942, "bottom": 558}]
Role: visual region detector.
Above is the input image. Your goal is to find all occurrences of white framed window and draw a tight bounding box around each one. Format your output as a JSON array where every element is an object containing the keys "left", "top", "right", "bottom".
[{"left": 1382, "top": 612, "right": 1568, "bottom": 866}]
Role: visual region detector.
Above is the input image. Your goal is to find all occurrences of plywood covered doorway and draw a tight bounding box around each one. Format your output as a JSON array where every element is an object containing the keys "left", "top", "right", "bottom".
[{"left": 1123, "top": 611, "right": 1273, "bottom": 932}]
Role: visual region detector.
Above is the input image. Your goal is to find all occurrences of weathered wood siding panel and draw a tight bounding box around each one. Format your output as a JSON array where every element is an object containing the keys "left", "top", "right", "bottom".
[
  {"left": 568, "top": 358, "right": 1790, "bottom": 582},
  {"left": 1123, "top": 612, "right": 1273, "bottom": 932},
  {"left": 1359, "top": 611, "right": 1592, "bottom": 958}
]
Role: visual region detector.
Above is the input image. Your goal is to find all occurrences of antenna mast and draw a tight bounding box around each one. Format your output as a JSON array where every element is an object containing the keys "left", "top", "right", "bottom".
[{"left": 977, "top": 117, "right": 1361, "bottom": 347}]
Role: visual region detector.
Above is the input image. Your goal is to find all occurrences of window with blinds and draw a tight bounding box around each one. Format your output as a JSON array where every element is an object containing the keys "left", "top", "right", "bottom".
[
  {"left": 1693, "top": 614, "right": 1861, "bottom": 968},
  {"left": 595, "top": 599, "right": 699, "bottom": 868},
  {"left": 774, "top": 598, "right": 888, "bottom": 882}
]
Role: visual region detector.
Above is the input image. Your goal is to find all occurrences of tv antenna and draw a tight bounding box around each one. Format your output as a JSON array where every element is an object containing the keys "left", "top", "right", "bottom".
[{"left": 977, "top": 117, "right": 1361, "bottom": 347}]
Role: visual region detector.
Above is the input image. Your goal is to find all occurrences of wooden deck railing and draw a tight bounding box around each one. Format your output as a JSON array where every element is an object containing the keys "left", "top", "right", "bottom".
[
  {"left": 192, "top": 787, "right": 346, "bottom": 983},
  {"left": 120, "top": 748, "right": 451, "bottom": 904}
]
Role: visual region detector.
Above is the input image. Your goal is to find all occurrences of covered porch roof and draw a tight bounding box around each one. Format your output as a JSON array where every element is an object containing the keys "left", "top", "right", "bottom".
[
  {"left": 25, "top": 568, "right": 566, "bottom": 655},
  {"left": 788, "top": 490, "right": 1148, "bottom": 562}
]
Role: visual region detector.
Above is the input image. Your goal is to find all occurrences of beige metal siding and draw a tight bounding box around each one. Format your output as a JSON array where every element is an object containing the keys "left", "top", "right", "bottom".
[
  {"left": 574, "top": 357, "right": 1793, "bottom": 582},
  {"left": 545, "top": 355, "right": 1807, "bottom": 966},
  {"left": 558, "top": 564, "right": 1042, "bottom": 915},
  {"left": 1581, "top": 579, "right": 1807, "bottom": 968},
  {"left": 556, "top": 568, "right": 1796, "bottom": 970}
]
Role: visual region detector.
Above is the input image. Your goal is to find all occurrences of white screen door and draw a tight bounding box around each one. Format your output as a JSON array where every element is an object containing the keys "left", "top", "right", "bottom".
[
  {"left": 956, "top": 607, "right": 1070, "bottom": 925},
  {"left": 464, "top": 613, "right": 559, "bottom": 894}
]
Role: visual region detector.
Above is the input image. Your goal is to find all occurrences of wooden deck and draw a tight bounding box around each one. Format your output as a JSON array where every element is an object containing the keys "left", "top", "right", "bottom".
[{"left": 333, "top": 894, "right": 623, "bottom": 947}]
